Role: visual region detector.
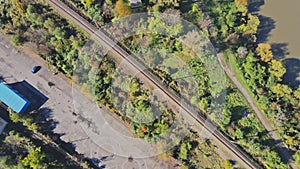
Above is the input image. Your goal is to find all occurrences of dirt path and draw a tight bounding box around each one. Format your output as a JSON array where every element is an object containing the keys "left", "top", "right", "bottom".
[
  {"left": 196, "top": 2, "right": 297, "bottom": 168},
  {"left": 217, "top": 54, "right": 296, "bottom": 168}
]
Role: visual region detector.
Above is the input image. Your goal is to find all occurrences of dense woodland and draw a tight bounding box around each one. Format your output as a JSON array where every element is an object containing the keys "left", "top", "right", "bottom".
[
  {"left": 0, "top": 0, "right": 299, "bottom": 168},
  {"left": 200, "top": 0, "right": 300, "bottom": 168},
  {"left": 0, "top": 130, "right": 78, "bottom": 169},
  {"left": 0, "top": 108, "right": 90, "bottom": 169}
]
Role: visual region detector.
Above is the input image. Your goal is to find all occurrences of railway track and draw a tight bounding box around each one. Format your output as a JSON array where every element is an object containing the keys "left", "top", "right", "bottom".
[{"left": 46, "top": 0, "right": 262, "bottom": 168}]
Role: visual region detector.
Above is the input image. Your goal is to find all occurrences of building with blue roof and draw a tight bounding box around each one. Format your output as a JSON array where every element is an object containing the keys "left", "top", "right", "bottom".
[{"left": 0, "top": 82, "right": 30, "bottom": 113}]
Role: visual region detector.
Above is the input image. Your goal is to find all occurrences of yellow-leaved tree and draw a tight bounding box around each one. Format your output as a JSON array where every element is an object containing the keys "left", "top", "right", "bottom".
[
  {"left": 256, "top": 43, "right": 273, "bottom": 62},
  {"left": 115, "top": 0, "right": 132, "bottom": 18}
]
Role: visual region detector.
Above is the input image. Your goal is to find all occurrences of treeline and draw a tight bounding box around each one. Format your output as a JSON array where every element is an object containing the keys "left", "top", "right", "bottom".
[
  {"left": 63, "top": 0, "right": 226, "bottom": 168},
  {"left": 0, "top": 130, "right": 79, "bottom": 169},
  {"left": 1, "top": 107, "right": 94, "bottom": 169},
  {"left": 100, "top": 0, "right": 295, "bottom": 168},
  {"left": 112, "top": 1, "right": 288, "bottom": 168},
  {"left": 0, "top": 0, "right": 85, "bottom": 76},
  {"left": 1, "top": 131, "right": 53, "bottom": 169},
  {"left": 0, "top": 108, "right": 86, "bottom": 169},
  {"left": 0, "top": 0, "right": 224, "bottom": 168},
  {"left": 0, "top": 0, "right": 281, "bottom": 168},
  {"left": 201, "top": 0, "right": 300, "bottom": 168}
]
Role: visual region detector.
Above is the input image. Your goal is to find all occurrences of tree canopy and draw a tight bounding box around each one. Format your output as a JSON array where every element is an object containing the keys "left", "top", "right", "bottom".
[
  {"left": 115, "top": 0, "right": 132, "bottom": 18},
  {"left": 256, "top": 43, "right": 273, "bottom": 62},
  {"left": 22, "top": 147, "right": 46, "bottom": 169},
  {"left": 268, "top": 59, "right": 286, "bottom": 81}
]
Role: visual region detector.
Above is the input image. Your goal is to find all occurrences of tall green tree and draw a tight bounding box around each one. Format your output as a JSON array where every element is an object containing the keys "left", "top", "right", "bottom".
[
  {"left": 81, "top": 0, "right": 95, "bottom": 8},
  {"left": 294, "top": 87, "right": 300, "bottom": 100},
  {"left": 268, "top": 59, "right": 286, "bottom": 81},
  {"left": 22, "top": 147, "right": 47, "bottom": 169},
  {"left": 148, "top": 9, "right": 182, "bottom": 37},
  {"left": 271, "top": 84, "right": 292, "bottom": 98},
  {"left": 237, "top": 14, "right": 259, "bottom": 35},
  {"left": 294, "top": 150, "right": 300, "bottom": 168},
  {"left": 178, "top": 142, "right": 192, "bottom": 160}
]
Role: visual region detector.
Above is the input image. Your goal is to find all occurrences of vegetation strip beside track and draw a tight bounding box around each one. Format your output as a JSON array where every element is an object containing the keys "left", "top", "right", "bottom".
[{"left": 47, "top": 0, "right": 262, "bottom": 168}]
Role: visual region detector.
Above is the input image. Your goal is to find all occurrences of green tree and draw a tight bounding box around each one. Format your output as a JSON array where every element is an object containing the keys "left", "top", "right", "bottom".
[
  {"left": 294, "top": 150, "right": 300, "bottom": 168},
  {"left": 271, "top": 84, "right": 292, "bottom": 98},
  {"left": 220, "top": 109, "right": 231, "bottom": 127},
  {"left": 293, "top": 87, "right": 300, "bottom": 100},
  {"left": 150, "top": 0, "right": 179, "bottom": 7},
  {"left": 263, "top": 150, "right": 285, "bottom": 169},
  {"left": 25, "top": 4, "right": 43, "bottom": 25},
  {"left": 80, "top": 0, "right": 95, "bottom": 8},
  {"left": 148, "top": 9, "right": 182, "bottom": 37},
  {"left": 11, "top": 34, "right": 24, "bottom": 46},
  {"left": 235, "top": 128, "right": 243, "bottom": 139},
  {"left": 178, "top": 142, "right": 192, "bottom": 160},
  {"left": 237, "top": 14, "right": 260, "bottom": 35},
  {"left": 28, "top": 123, "right": 39, "bottom": 133},
  {"left": 183, "top": 3, "right": 203, "bottom": 25},
  {"left": 53, "top": 27, "right": 67, "bottom": 39},
  {"left": 22, "top": 147, "right": 46, "bottom": 169},
  {"left": 43, "top": 18, "right": 56, "bottom": 32},
  {"left": 9, "top": 111, "right": 21, "bottom": 123},
  {"left": 199, "top": 98, "right": 209, "bottom": 112},
  {"left": 0, "top": 156, "right": 25, "bottom": 169},
  {"left": 87, "top": 4, "right": 103, "bottom": 23},
  {"left": 223, "top": 160, "right": 233, "bottom": 169},
  {"left": 268, "top": 59, "right": 286, "bottom": 81}
]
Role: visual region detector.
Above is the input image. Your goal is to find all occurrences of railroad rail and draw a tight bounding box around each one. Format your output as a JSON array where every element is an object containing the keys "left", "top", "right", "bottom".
[{"left": 46, "top": 0, "right": 262, "bottom": 168}]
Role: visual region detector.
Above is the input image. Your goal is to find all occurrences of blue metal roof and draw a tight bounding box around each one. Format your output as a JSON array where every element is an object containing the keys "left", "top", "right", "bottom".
[{"left": 0, "top": 83, "right": 30, "bottom": 113}]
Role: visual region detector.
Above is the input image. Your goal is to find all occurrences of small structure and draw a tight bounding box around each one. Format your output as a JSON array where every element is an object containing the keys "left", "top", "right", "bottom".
[
  {"left": 130, "top": 0, "right": 141, "bottom": 8},
  {"left": 243, "top": 111, "right": 248, "bottom": 117},
  {"left": 0, "top": 117, "right": 7, "bottom": 134},
  {"left": 0, "top": 82, "right": 30, "bottom": 113}
]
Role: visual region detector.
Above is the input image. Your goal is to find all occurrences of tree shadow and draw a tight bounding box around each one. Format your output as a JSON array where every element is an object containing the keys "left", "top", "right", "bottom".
[
  {"left": 229, "top": 106, "right": 247, "bottom": 123},
  {"left": 0, "top": 76, "right": 4, "bottom": 82},
  {"left": 90, "top": 155, "right": 115, "bottom": 168},
  {"left": 32, "top": 107, "right": 58, "bottom": 133},
  {"left": 30, "top": 107, "right": 97, "bottom": 168},
  {"left": 256, "top": 15, "right": 276, "bottom": 43},
  {"left": 270, "top": 43, "right": 290, "bottom": 60},
  {"left": 32, "top": 107, "right": 78, "bottom": 153},
  {"left": 179, "top": 0, "right": 195, "bottom": 13},
  {"left": 0, "top": 106, "right": 85, "bottom": 168},
  {"left": 282, "top": 58, "right": 300, "bottom": 87},
  {"left": 256, "top": 131, "right": 292, "bottom": 164},
  {"left": 248, "top": 0, "right": 265, "bottom": 13}
]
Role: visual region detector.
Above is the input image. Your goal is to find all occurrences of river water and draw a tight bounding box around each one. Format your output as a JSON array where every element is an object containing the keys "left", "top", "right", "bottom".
[{"left": 253, "top": 0, "right": 300, "bottom": 87}]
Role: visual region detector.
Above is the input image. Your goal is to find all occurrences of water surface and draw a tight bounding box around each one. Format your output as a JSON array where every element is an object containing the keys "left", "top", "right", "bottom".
[{"left": 255, "top": 0, "right": 300, "bottom": 86}]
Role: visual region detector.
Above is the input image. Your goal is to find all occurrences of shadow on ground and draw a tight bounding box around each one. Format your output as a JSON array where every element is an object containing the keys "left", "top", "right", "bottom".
[
  {"left": 248, "top": 0, "right": 265, "bottom": 13},
  {"left": 0, "top": 107, "right": 84, "bottom": 169},
  {"left": 32, "top": 107, "right": 101, "bottom": 168},
  {"left": 7, "top": 80, "right": 48, "bottom": 113},
  {"left": 271, "top": 43, "right": 290, "bottom": 60},
  {"left": 256, "top": 15, "right": 276, "bottom": 43},
  {"left": 283, "top": 58, "right": 300, "bottom": 88}
]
